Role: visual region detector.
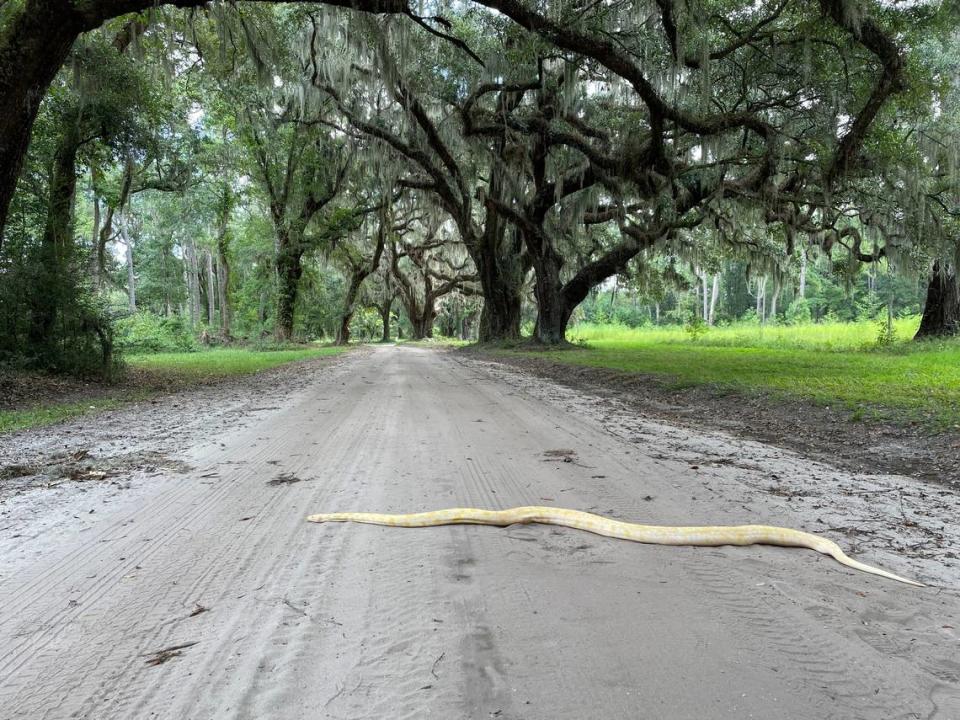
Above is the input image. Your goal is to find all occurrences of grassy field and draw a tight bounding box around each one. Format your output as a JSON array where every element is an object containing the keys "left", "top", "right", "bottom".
[
  {"left": 516, "top": 318, "right": 960, "bottom": 428},
  {"left": 0, "top": 346, "right": 349, "bottom": 433},
  {"left": 567, "top": 317, "right": 924, "bottom": 351}
]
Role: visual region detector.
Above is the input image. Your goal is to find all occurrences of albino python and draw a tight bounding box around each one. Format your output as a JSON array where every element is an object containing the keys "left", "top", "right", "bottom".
[{"left": 307, "top": 505, "right": 923, "bottom": 587}]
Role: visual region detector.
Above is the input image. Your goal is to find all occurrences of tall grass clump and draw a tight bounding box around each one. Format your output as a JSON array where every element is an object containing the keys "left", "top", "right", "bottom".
[{"left": 568, "top": 317, "right": 925, "bottom": 352}]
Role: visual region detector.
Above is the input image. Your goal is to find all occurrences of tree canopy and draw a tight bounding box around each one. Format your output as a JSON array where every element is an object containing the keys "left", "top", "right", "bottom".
[{"left": 0, "top": 0, "right": 957, "bottom": 371}]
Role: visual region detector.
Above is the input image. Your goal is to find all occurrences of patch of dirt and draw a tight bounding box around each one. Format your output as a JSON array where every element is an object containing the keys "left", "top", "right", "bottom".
[
  {"left": 541, "top": 448, "right": 593, "bottom": 468},
  {"left": 471, "top": 350, "right": 960, "bottom": 488},
  {"left": 0, "top": 366, "right": 186, "bottom": 413},
  {"left": 0, "top": 450, "right": 193, "bottom": 495}
]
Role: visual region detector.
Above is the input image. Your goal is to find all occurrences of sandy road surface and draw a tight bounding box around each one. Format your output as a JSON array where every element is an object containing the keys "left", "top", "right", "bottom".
[{"left": 1, "top": 345, "right": 959, "bottom": 719}]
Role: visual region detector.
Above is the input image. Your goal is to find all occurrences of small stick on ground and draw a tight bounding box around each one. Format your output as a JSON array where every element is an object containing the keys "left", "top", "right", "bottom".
[
  {"left": 283, "top": 598, "right": 308, "bottom": 617},
  {"left": 187, "top": 604, "right": 209, "bottom": 618},
  {"left": 431, "top": 651, "right": 445, "bottom": 679},
  {"left": 143, "top": 641, "right": 199, "bottom": 666}
]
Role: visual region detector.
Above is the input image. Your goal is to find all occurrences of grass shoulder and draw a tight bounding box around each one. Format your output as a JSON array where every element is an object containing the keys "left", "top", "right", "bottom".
[
  {"left": 490, "top": 319, "right": 960, "bottom": 429},
  {"left": 1, "top": 345, "right": 350, "bottom": 434},
  {"left": 126, "top": 345, "right": 347, "bottom": 380}
]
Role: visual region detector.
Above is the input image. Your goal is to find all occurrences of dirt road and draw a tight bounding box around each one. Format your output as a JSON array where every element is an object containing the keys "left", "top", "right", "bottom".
[{"left": 2, "top": 345, "right": 959, "bottom": 719}]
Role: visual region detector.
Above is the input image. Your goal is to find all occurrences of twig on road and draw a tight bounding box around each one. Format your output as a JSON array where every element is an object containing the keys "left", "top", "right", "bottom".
[
  {"left": 142, "top": 640, "right": 199, "bottom": 666},
  {"left": 431, "top": 651, "right": 445, "bottom": 679},
  {"left": 283, "top": 598, "right": 308, "bottom": 617}
]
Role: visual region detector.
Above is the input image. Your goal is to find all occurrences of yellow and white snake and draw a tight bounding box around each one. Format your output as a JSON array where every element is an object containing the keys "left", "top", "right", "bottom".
[{"left": 307, "top": 506, "right": 923, "bottom": 586}]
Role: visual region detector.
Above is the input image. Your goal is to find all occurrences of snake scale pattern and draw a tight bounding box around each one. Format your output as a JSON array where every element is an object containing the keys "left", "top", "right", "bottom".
[{"left": 306, "top": 506, "right": 923, "bottom": 586}]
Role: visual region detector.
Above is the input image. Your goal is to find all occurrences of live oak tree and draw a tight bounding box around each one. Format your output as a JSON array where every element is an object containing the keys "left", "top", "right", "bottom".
[
  {"left": 0, "top": 0, "right": 955, "bottom": 364},
  {"left": 451, "top": 0, "right": 939, "bottom": 342},
  {"left": 4, "top": 32, "right": 159, "bottom": 371},
  {"left": 333, "top": 207, "right": 388, "bottom": 345},
  {"left": 303, "top": 0, "right": 940, "bottom": 342},
  {"left": 243, "top": 105, "right": 354, "bottom": 341},
  {"left": 904, "top": 32, "right": 960, "bottom": 338},
  {"left": 0, "top": 0, "right": 412, "bottom": 244},
  {"left": 210, "top": 13, "right": 353, "bottom": 341},
  {"left": 391, "top": 224, "right": 478, "bottom": 340},
  {"left": 309, "top": 15, "right": 528, "bottom": 340}
]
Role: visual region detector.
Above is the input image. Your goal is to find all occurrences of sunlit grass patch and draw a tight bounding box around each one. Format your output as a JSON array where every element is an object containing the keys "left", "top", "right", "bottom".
[
  {"left": 509, "top": 320, "right": 960, "bottom": 428},
  {"left": 0, "top": 399, "right": 126, "bottom": 434},
  {"left": 567, "top": 317, "right": 924, "bottom": 352}
]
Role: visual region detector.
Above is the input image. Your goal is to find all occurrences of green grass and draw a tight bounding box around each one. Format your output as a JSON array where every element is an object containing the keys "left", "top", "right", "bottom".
[
  {"left": 126, "top": 346, "right": 348, "bottom": 378},
  {"left": 508, "top": 319, "right": 960, "bottom": 428},
  {"left": 0, "top": 399, "right": 127, "bottom": 434},
  {"left": 568, "top": 317, "right": 923, "bottom": 351},
  {"left": 0, "top": 346, "right": 350, "bottom": 434}
]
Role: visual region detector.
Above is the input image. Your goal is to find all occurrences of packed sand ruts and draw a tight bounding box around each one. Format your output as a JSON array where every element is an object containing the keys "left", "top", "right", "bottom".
[{"left": 1, "top": 345, "right": 958, "bottom": 719}]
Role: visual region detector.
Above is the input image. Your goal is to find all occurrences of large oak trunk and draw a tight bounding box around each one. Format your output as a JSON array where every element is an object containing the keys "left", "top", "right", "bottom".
[
  {"left": 336, "top": 271, "right": 365, "bottom": 345},
  {"left": 335, "top": 316, "right": 351, "bottom": 345},
  {"left": 379, "top": 299, "right": 392, "bottom": 342},
  {"left": 478, "top": 284, "right": 522, "bottom": 342},
  {"left": 470, "top": 178, "right": 524, "bottom": 342},
  {"left": 0, "top": 2, "right": 83, "bottom": 243},
  {"left": 474, "top": 244, "right": 522, "bottom": 342},
  {"left": 28, "top": 123, "right": 80, "bottom": 349},
  {"left": 533, "top": 300, "right": 571, "bottom": 345},
  {"left": 531, "top": 247, "right": 570, "bottom": 344},
  {"left": 275, "top": 241, "right": 303, "bottom": 342},
  {"left": 401, "top": 286, "right": 436, "bottom": 341},
  {"left": 409, "top": 306, "right": 435, "bottom": 340},
  {"left": 915, "top": 262, "right": 960, "bottom": 339}
]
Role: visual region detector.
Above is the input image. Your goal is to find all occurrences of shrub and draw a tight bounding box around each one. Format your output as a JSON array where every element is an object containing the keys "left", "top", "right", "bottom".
[
  {"left": 0, "top": 248, "right": 119, "bottom": 378},
  {"left": 785, "top": 298, "right": 812, "bottom": 325},
  {"left": 348, "top": 307, "right": 382, "bottom": 341},
  {"left": 875, "top": 315, "right": 897, "bottom": 348},
  {"left": 115, "top": 312, "right": 197, "bottom": 353},
  {"left": 684, "top": 315, "right": 709, "bottom": 341}
]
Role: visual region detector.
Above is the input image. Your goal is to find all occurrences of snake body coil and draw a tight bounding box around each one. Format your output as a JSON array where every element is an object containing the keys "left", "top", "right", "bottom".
[{"left": 306, "top": 506, "right": 923, "bottom": 587}]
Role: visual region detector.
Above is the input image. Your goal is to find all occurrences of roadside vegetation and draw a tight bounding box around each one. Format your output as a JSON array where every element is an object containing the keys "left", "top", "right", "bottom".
[
  {"left": 0, "top": 345, "right": 348, "bottom": 433},
  {"left": 126, "top": 346, "right": 347, "bottom": 379},
  {"left": 0, "top": 399, "right": 128, "bottom": 435},
  {"left": 511, "top": 319, "right": 960, "bottom": 427},
  {"left": 569, "top": 317, "right": 923, "bottom": 352}
]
